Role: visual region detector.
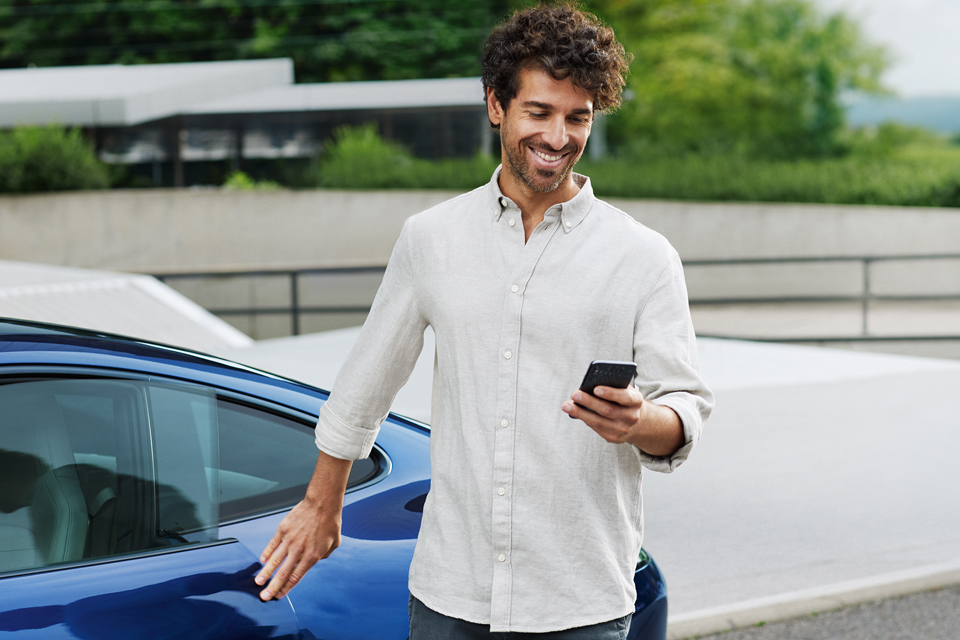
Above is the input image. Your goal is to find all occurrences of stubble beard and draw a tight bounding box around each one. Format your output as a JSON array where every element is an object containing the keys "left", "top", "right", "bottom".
[{"left": 502, "top": 138, "right": 580, "bottom": 194}]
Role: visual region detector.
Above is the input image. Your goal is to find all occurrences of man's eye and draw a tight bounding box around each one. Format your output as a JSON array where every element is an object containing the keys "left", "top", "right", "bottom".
[{"left": 530, "top": 112, "right": 548, "bottom": 119}]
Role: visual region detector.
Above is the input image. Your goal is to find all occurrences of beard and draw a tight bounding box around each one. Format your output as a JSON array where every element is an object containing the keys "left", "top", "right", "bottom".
[{"left": 501, "top": 137, "right": 581, "bottom": 194}]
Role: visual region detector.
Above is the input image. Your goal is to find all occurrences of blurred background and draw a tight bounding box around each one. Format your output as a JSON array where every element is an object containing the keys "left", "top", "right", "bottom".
[
  {"left": 1, "top": 0, "right": 958, "bottom": 201},
  {"left": 3, "top": 0, "right": 958, "bottom": 356}
]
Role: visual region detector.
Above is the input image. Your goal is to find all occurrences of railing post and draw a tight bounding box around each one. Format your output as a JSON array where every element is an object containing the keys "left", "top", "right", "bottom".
[
  {"left": 290, "top": 271, "right": 300, "bottom": 336},
  {"left": 862, "top": 258, "right": 871, "bottom": 337}
]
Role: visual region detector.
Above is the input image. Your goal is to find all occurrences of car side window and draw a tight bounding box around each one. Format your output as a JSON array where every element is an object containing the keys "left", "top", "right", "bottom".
[
  {"left": 0, "top": 376, "right": 385, "bottom": 576},
  {"left": 0, "top": 378, "right": 220, "bottom": 574},
  {"left": 214, "top": 398, "right": 381, "bottom": 523}
]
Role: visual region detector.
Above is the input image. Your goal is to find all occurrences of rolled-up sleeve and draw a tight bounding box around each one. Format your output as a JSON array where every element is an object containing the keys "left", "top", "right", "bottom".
[
  {"left": 315, "top": 219, "right": 429, "bottom": 460},
  {"left": 633, "top": 253, "right": 714, "bottom": 473}
]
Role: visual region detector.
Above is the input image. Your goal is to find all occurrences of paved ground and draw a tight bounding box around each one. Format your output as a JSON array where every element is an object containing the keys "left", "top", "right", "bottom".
[
  {"left": 643, "top": 357, "right": 960, "bottom": 615},
  {"left": 692, "top": 584, "right": 960, "bottom": 640},
  {"left": 218, "top": 332, "right": 960, "bottom": 637}
]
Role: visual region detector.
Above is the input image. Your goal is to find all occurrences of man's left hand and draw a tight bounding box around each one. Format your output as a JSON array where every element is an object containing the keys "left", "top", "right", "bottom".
[{"left": 562, "top": 386, "right": 684, "bottom": 457}]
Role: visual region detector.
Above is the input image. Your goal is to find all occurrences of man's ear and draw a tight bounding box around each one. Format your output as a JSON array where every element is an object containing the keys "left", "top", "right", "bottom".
[{"left": 486, "top": 87, "right": 504, "bottom": 127}]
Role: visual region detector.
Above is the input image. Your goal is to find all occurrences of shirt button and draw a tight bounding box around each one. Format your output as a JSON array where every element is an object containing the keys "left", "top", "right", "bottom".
[
  {"left": 508, "top": 218, "right": 516, "bottom": 227},
  {"left": 565, "top": 221, "right": 572, "bottom": 228},
  {"left": 498, "top": 554, "right": 506, "bottom": 562},
  {"left": 499, "top": 197, "right": 507, "bottom": 207},
  {"left": 510, "top": 284, "right": 519, "bottom": 293},
  {"left": 497, "top": 487, "right": 506, "bottom": 496},
  {"left": 503, "top": 350, "right": 512, "bottom": 360},
  {"left": 500, "top": 419, "right": 509, "bottom": 428}
]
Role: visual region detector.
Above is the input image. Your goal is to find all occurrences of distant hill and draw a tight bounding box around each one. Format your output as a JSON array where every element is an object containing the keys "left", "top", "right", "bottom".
[{"left": 845, "top": 96, "right": 960, "bottom": 134}]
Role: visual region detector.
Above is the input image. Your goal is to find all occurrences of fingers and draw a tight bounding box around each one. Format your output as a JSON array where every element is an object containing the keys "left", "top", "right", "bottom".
[
  {"left": 572, "top": 386, "right": 640, "bottom": 418},
  {"left": 255, "top": 534, "right": 283, "bottom": 587},
  {"left": 592, "top": 385, "right": 641, "bottom": 407},
  {"left": 259, "top": 533, "right": 281, "bottom": 566},
  {"left": 257, "top": 543, "right": 314, "bottom": 601},
  {"left": 564, "top": 402, "right": 618, "bottom": 438},
  {"left": 562, "top": 386, "right": 643, "bottom": 444},
  {"left": 256, "top": 539, "right": 291, "bottom": 601},
  {"left": 266, "top": 555, "right": 302, "bottom": 601}
]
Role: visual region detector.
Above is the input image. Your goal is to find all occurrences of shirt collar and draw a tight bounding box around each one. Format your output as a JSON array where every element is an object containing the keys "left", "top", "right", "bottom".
[{"left": 486, "top": 165, "right": 595, "bottom": 234}]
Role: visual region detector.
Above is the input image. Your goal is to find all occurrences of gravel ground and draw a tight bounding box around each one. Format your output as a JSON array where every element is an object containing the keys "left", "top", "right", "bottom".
[{"left": 692, "top": 584, "right": 960, "bottom": 640}]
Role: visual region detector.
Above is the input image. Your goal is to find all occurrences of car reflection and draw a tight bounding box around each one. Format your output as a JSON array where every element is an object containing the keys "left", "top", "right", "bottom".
[{"left": 0, "top": 564, "right": 297, "bottom": 640}]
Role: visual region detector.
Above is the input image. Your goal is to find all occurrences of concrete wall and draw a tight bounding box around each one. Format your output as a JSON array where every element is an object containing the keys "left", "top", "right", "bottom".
[
  {"left": 615, "top": 199, "right": 960, "bottom": 260},
  {"left": 4, "top": 189, "right": 960, "bottom": 271},
  {"left": 0, "top": 188, "right": 457, "bottom": 273},
  {"left": 2, "top": 189, "right": 959, "bottom": 356}
]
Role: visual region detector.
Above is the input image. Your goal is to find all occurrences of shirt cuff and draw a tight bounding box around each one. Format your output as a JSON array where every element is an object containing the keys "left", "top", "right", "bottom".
[
  {"left": 636, "top": 394, "right": 702, "bottom": 473},
  {"left": 314, "top": 402, "right": 382, "bottom": 460}
]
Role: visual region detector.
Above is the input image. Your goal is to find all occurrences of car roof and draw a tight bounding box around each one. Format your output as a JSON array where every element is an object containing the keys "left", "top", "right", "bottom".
[
  {"left": 0, "top": 316, "right": 432, "bottom": 434},
  {"left": 0, "top": 316, "right": 327, "bottom": 412}
]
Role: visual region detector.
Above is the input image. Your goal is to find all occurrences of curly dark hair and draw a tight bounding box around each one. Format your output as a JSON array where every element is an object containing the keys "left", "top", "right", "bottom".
[{"left": 481, "top": 3, "right": 631, "bottom": 129}]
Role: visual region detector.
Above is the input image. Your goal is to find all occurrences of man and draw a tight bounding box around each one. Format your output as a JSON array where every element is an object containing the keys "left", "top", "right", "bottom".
[{"left": 256, "top": 4, "right": 713, "bottom": 638}]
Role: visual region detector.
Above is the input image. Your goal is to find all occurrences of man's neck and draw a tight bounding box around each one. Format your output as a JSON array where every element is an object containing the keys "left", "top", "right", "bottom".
[{"left": 499, "top": 172, "right": 581, "bottom": 243}]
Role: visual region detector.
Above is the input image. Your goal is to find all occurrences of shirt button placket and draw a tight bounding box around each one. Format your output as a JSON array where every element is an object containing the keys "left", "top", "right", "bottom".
[
  {"left": 491, "top": 295, "right": 519, "bottom": 626},
  {"left": 491, "top": 205, "right": 556, "bottom": 627}
]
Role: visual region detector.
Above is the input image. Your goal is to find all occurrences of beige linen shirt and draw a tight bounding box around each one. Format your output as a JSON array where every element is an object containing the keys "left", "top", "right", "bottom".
[{"left": 315, "top": 168, "right": 713, "bottom": 633}]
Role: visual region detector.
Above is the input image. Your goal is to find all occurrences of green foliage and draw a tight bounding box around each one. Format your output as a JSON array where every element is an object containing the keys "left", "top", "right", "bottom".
[
  {"left": 0, "top": 126, "right": 111, "bottom": 193},
  {"left": 844, "top": 122, "right": 950, "bottom": 158},
  {"left": 580, "top": 146, "right": 960, "bottom": 206},
  {"left": 0, "top": 0, "right": 516, "bottom": 83},
  {"left": 317, "top": 124, "right": 497, "bottom": 190},
  {"left": 315, "top": 125, "right": 960, "bottom": 208},
  {"left": 589, "top": 0, "right": 888, "bottom": 158},
  {"left": 222, "top": 170, "right": 281, "bottom": 191}
]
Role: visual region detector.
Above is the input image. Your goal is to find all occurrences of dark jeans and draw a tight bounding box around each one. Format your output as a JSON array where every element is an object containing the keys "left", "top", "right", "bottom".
[{"left": 408, "top": 596, "right": 633, "bottom": 640}]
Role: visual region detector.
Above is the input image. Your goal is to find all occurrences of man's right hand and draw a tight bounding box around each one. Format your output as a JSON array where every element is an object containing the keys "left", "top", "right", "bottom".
[{"left": 254, "top": 450, "right": 352, "bottom": 601}]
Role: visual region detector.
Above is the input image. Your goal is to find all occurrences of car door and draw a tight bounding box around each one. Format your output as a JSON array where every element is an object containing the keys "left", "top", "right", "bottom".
[
  {"left": 0, "top": 539, "right": 300, "bottom": 639},
  {"left": 0, "top": 374, "right": 301, "bottom": 639}
]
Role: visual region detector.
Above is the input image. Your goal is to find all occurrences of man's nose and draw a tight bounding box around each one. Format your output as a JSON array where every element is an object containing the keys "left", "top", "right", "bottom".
[{"left": 541, "top": 116, "right": 567, "bottom": 150}]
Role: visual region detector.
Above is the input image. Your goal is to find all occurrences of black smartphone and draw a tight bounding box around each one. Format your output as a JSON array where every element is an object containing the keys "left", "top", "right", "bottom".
[{"left": 578, "top": 360, "right": 637, "bottom": 396}]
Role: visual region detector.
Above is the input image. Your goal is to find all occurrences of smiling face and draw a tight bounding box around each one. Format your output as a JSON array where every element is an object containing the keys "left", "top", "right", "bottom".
[{"left": 487, "top": 65, "right": 594, "bottom": 198}]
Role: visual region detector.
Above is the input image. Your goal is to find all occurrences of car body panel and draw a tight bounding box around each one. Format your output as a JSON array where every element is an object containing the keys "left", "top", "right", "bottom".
[{"left": 0, "top": 540, "right": 300, "bottom": 639}]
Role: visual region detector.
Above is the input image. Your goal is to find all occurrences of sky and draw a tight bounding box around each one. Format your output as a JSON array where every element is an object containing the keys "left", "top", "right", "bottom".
[{"left": 811, "top": 0, "right": 960, "bottom": 97}]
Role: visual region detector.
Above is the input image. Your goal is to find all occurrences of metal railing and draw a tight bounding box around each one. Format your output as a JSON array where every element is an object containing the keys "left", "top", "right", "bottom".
[
  {"left": 153, "top": 253, "right": 960, "bottom": 342},
  {"left": 683, "top": 253, "right": 960, "bottom": 342},
  {"left": 155, "top": 266, "right": 386, "bottom": 336}
]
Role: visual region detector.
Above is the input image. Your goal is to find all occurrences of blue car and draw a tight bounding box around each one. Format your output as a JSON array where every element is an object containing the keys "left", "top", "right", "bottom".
[{"left": 0, "top": 318, "right": 667, "bottom": 639}]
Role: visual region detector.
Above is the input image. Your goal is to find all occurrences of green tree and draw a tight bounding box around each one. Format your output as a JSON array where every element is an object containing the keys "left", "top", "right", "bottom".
[
  {"left": 589, "top": 0, "right": 888, "bottom": 158},
  {"left": 0, "top": 0, "right": 515, "bottom": 82},
  {"left": 0, "top": 126, "right": 111, "bottom": 192}
]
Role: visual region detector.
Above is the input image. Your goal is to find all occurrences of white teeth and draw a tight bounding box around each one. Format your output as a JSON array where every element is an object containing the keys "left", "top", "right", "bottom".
[{"left": 533, "top": 149, "right": 562, "bottom": 162}]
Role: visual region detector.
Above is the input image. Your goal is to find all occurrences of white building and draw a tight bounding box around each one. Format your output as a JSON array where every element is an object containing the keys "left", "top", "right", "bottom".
[{"left": 0, "top": 59, "right": 489, "bottom": 186}]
